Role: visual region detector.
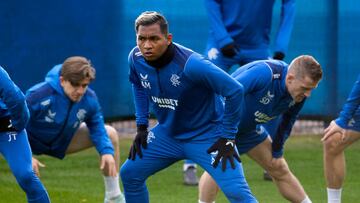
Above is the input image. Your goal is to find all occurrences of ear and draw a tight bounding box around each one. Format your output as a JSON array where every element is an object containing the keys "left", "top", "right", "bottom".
[
  {"left": 286, "top": 73, "right": 295, "bottom": 84},
  {"left": 59, "top": 76, "right": 65, "bottom": 87},
  {"left": 167, "top": 33, "right": 173, "bottom": 45}
]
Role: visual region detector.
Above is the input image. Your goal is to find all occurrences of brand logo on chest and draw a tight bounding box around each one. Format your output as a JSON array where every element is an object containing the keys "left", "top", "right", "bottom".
[{"left": 140, "top": 73, "right": 151, "bottom": 89}]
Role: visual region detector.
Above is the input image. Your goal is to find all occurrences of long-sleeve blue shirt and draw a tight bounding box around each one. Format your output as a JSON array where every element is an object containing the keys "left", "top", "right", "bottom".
[
  {"left": 25, "top": 65, "right": 114, "bottom": 159},
  {"left": 205, "top": 0, "right": 295, "bottom": 53},
  {"left": 231, "top": 60, "right": 304, "bottom": 157},
  {"left": 0, "top": 66, "right": 29, "bottom": 131},
  {"left": 335, "top": 74, "right": 360, "bottom": 129},
  {"left": 129, "top": 43, "right": 244, "bottom": 140}
]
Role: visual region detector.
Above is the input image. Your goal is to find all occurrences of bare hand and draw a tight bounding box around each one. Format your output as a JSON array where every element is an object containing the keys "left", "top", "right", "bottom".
[
  {"left": 322, "top": 121, "right": 345, "bottom": 142},
  {"left": 32, "top": 157, "right": 45, "bottom": 177},
  {"left": 100, "top": 154, "right": 117, "bottom": 177}
]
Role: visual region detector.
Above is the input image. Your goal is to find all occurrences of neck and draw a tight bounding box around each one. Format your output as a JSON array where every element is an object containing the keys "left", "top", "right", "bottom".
[{"left": 145, "top": 43, "right": 175, "bottom": 69}]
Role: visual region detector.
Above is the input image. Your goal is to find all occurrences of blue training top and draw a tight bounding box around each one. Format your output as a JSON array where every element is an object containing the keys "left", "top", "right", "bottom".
[
  {"left": 205, "top": 0, "right": 295, "bottom": 53},
  {"left": 335, "top": 74, "right": 360, "bottom": 129},
  {"left": 232, "top": 60, "right": 305, "bottom": 157},
  {"left": 129, "top": 43, "right": 244, "bottom": 140},
  {"left": 0, "top": 66, "right": 29, "bottom": 131},
  {"left": 25, "top": 65, "right": 114, "bottom": 159}
]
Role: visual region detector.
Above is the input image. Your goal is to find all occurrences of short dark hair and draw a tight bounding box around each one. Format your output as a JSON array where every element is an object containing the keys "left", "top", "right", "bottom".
[
  {"left": 135, "top": 11, "right": 168, "bottom": 35},
  {"left": 61, "top": 56, "right": 95, "bottom": 85},
  {"left": 289, "top": 55, "right": 323, "bottom": 82}
]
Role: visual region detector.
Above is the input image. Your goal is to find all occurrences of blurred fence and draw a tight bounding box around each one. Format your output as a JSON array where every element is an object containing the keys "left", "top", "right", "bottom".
[{"left": 0, "top": 0, "right": 359, "bottom": 120}]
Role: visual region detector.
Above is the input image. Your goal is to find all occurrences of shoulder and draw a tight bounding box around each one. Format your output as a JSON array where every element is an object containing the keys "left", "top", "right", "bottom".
[
  {"left": 172, "top": 43, "right": 195, "bottom": 69},
  {"left": 26, "top": 83, "right": 55, "bottom": 105},
  {"left": 128, "top": 46, "right": 143, "bottom": 64}
]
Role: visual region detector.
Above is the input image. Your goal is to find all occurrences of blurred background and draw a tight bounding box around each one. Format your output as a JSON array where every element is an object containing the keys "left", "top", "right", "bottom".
[{"left": 0, "top": 0, "right": 359, "bottom": 121}]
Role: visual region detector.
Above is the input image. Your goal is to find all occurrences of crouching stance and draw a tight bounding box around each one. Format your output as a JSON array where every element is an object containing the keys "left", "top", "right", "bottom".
[{"left": 199, "top": 56, "right": 323, "bottom": 203}]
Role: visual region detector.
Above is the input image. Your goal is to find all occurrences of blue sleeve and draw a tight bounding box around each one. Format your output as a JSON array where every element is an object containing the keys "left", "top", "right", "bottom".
[
  {"left": 335, "top": 75, "right": 360, "bottom": 129},
  {"left": 86, "top": 95, "right": 114, "bottom": 156},
  {"left": 0, "top": 66, "right": 29, "bottom": 131},
  {"left": 273, "top": 0, "right": 296, "bottom": 53},
  {"left": 185, "top": 54, "right": 243, "bottom": 139},
  {"left": 272, "top": 99, "right": 305, "bottom": 158},
  {"left": 204, "top": 0, "right": 233, "bottom": 48},
  {"left": 231, "top": 62, "right": 273, "bottom": 95},
  {"left": 128, "top": 53, "right": 149, "bottom": 127}
]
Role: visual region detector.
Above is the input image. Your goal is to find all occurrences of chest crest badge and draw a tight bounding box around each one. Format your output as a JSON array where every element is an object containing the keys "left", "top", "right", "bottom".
[{"left": 170, "top": 74, "right": 180, "bottom": 87}]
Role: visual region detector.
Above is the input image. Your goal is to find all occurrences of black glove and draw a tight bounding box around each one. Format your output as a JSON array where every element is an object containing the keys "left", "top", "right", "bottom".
[
  {"left": 273, "top": 51, "right": 285, "bottom": 60},
  {"left": 220, "top": 42, "right": 237, "bottom": 58},
  {"left": 207, "top": 138, "right": 240, "bottom": 171},
  {"left": 128, "top": 125, "right": 148, "bottom": 160}
]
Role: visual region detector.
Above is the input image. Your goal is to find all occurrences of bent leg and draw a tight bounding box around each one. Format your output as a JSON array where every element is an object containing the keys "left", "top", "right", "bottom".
[
  {"left": 323, "top": 130, "right": 360, "bottom": 189},
  {"left": 1, "top": 131, "right": 50, "bottom": 203},
  {"left": 120, "top": 127, "right": 182, "bottom": 203},
  {"left": 199, "top": 171, "right": 220, "bottom": 203},
  {"left": 247, "top": 137, "right": 307, "bottom": 203},
  {"left": 186, "top": 140, "right": 257, "bottom": 203}
]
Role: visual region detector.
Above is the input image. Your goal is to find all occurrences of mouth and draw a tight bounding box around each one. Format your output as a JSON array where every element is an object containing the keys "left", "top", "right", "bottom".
[{"left": 143, "top": 52, "right": 153, "bottom": 57}]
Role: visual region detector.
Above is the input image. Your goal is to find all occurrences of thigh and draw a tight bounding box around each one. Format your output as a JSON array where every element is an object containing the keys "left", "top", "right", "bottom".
[
  {"left": 246, "top": 137, "right": 273, "bottom": 170},
  {"left": 185, "top": 139, "right": 248, "bottom": 187},
  {"left": 1, "top": 130, "right": 33, "bottom": 174},
  {"left": 122, "top": 126, "right": 184, "bottom": 178},
  {"left": 66, "top": 123, "right": 93, "bottom": 154}
]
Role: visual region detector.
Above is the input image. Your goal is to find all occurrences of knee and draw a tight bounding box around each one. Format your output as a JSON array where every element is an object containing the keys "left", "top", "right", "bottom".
[
  {"left": 120, "top": 162, "right": 142, "bottom": 184},
  {"left": 13, "top": 168, "right": 37, "bottom": 189},
  {"left": 266, "top": 161, "right": 290, "bottom": 180},
  {"left": 323, "top": 133, "right": 345, "bottom": 155},
  {"left": 105, "top": 125, "right": 119, "bottom": 145},
  {"left": 221, "top": 179, "right": 257, "bottom": 202}
]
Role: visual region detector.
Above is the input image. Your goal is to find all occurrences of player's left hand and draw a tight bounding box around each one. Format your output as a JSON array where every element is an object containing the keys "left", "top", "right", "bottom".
[
  {"left": 207, "top": 138, "right": 240, "bottom": 171},
  {"left": 100, "top": 154, "right": 117, "bottom": 177},
  {"left": 322, "top": 120, "right": 345, "bottom": 141}
]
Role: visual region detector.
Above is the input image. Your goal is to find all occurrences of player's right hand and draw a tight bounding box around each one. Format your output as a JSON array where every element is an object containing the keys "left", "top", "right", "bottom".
[
  {"left": 322, "top": 120, "right": 345, "bottom": 141},
  {"left": 128, "top": 125, "right": 148, "bottom": 160},
  {"left": 220, "top": 42, "right": 237, "bottom": 58},
  {"left": 207, "top": 138, "right": 240, "bottom": 171},
  {"left": 32, "top": 157, "right": 45, "bottom": 177}
]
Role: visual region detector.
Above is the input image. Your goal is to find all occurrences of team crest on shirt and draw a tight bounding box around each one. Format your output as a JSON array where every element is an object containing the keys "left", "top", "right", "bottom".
[
  {"left": 73, "top": 109, "right": 87, "bottom": 128},
  {"left": 147, "top": 131, "right": 155, "bottom": 144},
  {"left": 170, "top": 74, "right": 180, "bottom": 87},
  {"left": 76, "top": 109, "right": 86, "bottom": 122},
  {"left": 140, "top": 73, "right": 151, "bottom": 89},
  {"left": 259, "top": 91, "right": 274, "bottom": 105}
]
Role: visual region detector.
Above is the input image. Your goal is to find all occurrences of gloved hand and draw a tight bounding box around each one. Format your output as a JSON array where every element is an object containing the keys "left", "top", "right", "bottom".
[
  {"left": 207, "top": 138, "right": 240, "bottom": 171},
  {"left": 220, "top": 42, "right": 237, "bottom": 58},
  {"left": 273, "top": 51, "right": 285, "bottom": 60},
  {"left": 128, "top": 125, "right": 148, "bottom": 160}
]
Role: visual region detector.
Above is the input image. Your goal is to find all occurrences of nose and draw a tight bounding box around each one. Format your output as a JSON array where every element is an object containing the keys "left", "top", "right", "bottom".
[
  {"left": 76, "top": 86, "right": 86, "bottom": 95},
  {"left": 143, "top": 40, "right": 152, "bottom": 49}
]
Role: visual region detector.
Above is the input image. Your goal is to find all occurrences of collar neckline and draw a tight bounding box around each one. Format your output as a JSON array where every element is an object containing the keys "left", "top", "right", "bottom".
[{"left": 145, "top": 43, "right": 175, "bottom": 69}]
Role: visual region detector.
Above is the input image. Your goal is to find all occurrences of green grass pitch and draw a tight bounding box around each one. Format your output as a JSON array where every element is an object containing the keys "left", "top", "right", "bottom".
[{"left": 1, "top": 135, "right": 360, "bottom": 202}]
